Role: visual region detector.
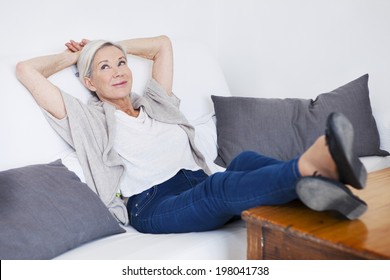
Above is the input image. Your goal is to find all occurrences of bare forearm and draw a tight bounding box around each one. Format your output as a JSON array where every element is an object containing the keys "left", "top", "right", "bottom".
[
  {"left": 16, "top": 51, "right": 78, "bottom": 119},
  {"left": 17, "top": 51, "right": 78, "bottom": 78},
  {"left": 118, "top": 35, "right": 171, "bottom": 60},
  {"left": 119, "top": 35, "right": 173, "bottom": 94}
]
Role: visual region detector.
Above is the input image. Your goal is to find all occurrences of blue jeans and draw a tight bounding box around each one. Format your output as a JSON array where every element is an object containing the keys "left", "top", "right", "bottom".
[{"left": 127, "top": 151, "right": 301, "bottom": 233}]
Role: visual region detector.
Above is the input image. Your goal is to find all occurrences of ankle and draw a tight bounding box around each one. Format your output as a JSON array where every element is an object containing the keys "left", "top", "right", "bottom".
[
  {"left": 298, "top": 136, "right": 338, "bottom": 180},
  {"left": 298, "top": 153, "right": 317, "bottom": 177}
]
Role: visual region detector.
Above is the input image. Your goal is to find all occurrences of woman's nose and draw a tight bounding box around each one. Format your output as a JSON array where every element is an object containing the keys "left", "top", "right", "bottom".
[{"left": 113, "top": 67, "right": 123, "bottom": 77}]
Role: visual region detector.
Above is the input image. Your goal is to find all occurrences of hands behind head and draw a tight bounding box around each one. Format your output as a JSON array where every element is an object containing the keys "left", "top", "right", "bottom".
[{"left": 65, "top": 39, "right": 90, "bottom": 52}]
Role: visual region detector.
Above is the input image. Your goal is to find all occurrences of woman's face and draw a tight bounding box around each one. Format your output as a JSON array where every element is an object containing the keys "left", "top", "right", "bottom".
[{"left": 84, "top": 45, "right": 133, "bottom": 101}]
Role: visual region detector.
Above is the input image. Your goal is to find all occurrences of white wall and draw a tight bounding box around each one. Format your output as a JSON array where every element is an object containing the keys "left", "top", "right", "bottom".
[
  {"left": 2, "top": 0, "right": 390, "bottom": 109},
  {"left": 216, "top": 0, "right": 390, "bottom": 113},
  {"left": 1, "top": 0, "right": 390, "bottom": 169},
  {"left": 0, "top": 0, "right": 218, "bottom": 57}
]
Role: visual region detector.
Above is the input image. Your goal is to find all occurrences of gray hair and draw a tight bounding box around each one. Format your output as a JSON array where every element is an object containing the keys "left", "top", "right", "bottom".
[{"left": 76, "top": 40, "right": 127, "bottom": 88}]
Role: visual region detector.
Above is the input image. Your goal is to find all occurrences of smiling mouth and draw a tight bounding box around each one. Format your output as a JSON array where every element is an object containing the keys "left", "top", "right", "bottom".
[{"left": 112, "top": 81, "right": 127, "bottom": 87}]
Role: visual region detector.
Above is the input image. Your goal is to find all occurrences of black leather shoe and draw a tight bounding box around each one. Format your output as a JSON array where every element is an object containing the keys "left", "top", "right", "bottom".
[
  {"left": 296, "top": 176, "right": 367, "bottom": 220},
  {"left": 326, "top": 112, "right": 367, "bottom": 189}
]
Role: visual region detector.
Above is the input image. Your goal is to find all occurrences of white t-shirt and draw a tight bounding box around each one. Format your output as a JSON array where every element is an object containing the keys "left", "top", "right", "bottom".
[{"left": 114, "top": 107, "right": 200, "bottom": 197}]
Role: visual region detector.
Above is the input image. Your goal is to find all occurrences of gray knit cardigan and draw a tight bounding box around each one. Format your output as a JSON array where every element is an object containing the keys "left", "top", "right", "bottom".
[{"left": 44, "top": 79, "right": 211, "bottom": 225}]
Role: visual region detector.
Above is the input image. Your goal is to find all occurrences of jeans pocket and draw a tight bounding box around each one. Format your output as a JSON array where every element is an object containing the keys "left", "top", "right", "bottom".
[{"left": 130, "top": 186, "right": 157, "bottom": 220}]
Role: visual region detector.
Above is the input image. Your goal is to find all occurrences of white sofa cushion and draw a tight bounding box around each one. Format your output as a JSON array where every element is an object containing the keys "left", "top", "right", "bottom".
[{"left": 55, "top": 219, "right": 246, "bottom": 260}]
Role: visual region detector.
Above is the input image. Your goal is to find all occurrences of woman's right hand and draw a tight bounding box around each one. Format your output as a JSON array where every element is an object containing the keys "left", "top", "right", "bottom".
[{"left": 65, "top": 39, "right": 89, "bottom": 52}]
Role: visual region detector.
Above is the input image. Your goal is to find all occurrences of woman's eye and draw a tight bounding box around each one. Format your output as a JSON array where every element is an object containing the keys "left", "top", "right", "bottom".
[
  {"left": 100, "top": 64, "right": 110, "bottom": 70},
  {"left": 118, "top": 60, "right": 127, "bottom": 66}
]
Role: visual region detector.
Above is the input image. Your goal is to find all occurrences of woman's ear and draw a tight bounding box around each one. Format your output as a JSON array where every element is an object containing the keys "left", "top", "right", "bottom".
[{"left": 84, "top": 77, "right": 97, "bottom": 92}]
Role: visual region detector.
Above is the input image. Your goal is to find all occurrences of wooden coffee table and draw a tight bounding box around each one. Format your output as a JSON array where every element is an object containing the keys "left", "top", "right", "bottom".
[{"left": 242, "top": 168, "right": 390, "bottom": 259}]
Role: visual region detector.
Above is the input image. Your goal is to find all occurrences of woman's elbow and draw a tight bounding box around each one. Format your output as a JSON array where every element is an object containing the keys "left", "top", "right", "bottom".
[
  {"left": 15, "top": 60, "right": 29, "bottom": 82},
  {"left": 158, "top": 35, "right": 172, "bottom": 49},
  {"left": 158, "top": 35, "right": 171, "bottom": 43}
]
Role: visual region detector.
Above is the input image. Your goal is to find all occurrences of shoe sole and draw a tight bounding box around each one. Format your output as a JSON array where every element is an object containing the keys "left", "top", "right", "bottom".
[
  {"left": 296, "top": 177, "right": 367, "bottom": 220},
  {"left": 326, "top": 112, "right": 367, "bottom": 189}
]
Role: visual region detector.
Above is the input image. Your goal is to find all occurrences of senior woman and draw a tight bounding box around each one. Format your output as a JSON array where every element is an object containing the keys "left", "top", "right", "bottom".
[{"left": 16, "top": 35, "right": 367, "bottom": 233}]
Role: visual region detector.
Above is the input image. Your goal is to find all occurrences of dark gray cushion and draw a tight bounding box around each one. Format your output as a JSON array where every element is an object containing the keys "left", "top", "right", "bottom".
[
  {"left": 212, "top": 74, "right": 388, "bottom": 167},
  {"left": 0, "top": 160, "right": 125, "bottom": 259}
]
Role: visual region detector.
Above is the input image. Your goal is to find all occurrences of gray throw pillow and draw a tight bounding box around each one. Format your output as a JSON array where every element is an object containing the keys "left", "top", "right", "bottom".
[
  {"left": 212, "top": 74, "right": 388, "bottom": 167},
  {"left": 0, "top": 160, "right": 125, "bottom": 259}
]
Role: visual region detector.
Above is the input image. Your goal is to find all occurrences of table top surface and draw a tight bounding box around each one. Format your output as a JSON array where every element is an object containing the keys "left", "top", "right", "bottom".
[{"left": 242, "top": 168, "right": 390, "bottom": 259}]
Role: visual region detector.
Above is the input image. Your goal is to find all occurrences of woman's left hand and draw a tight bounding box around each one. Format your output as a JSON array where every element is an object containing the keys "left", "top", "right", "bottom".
[{"left": 65, "top": 39, "right": 89, "bottom": 52}]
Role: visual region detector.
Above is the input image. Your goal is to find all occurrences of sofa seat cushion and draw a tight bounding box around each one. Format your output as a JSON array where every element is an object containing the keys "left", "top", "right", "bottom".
[{"left": 55, "top": 220, "right": 246, "bottom": 260}]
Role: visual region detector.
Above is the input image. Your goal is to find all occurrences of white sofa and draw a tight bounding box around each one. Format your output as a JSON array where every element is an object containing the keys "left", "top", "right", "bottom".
[
  {"left": 0, "top": 39, "right": 249, "bottom": 260},
  {"left": 2, "top": 35, "right": 390, "bottom": 259}
]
